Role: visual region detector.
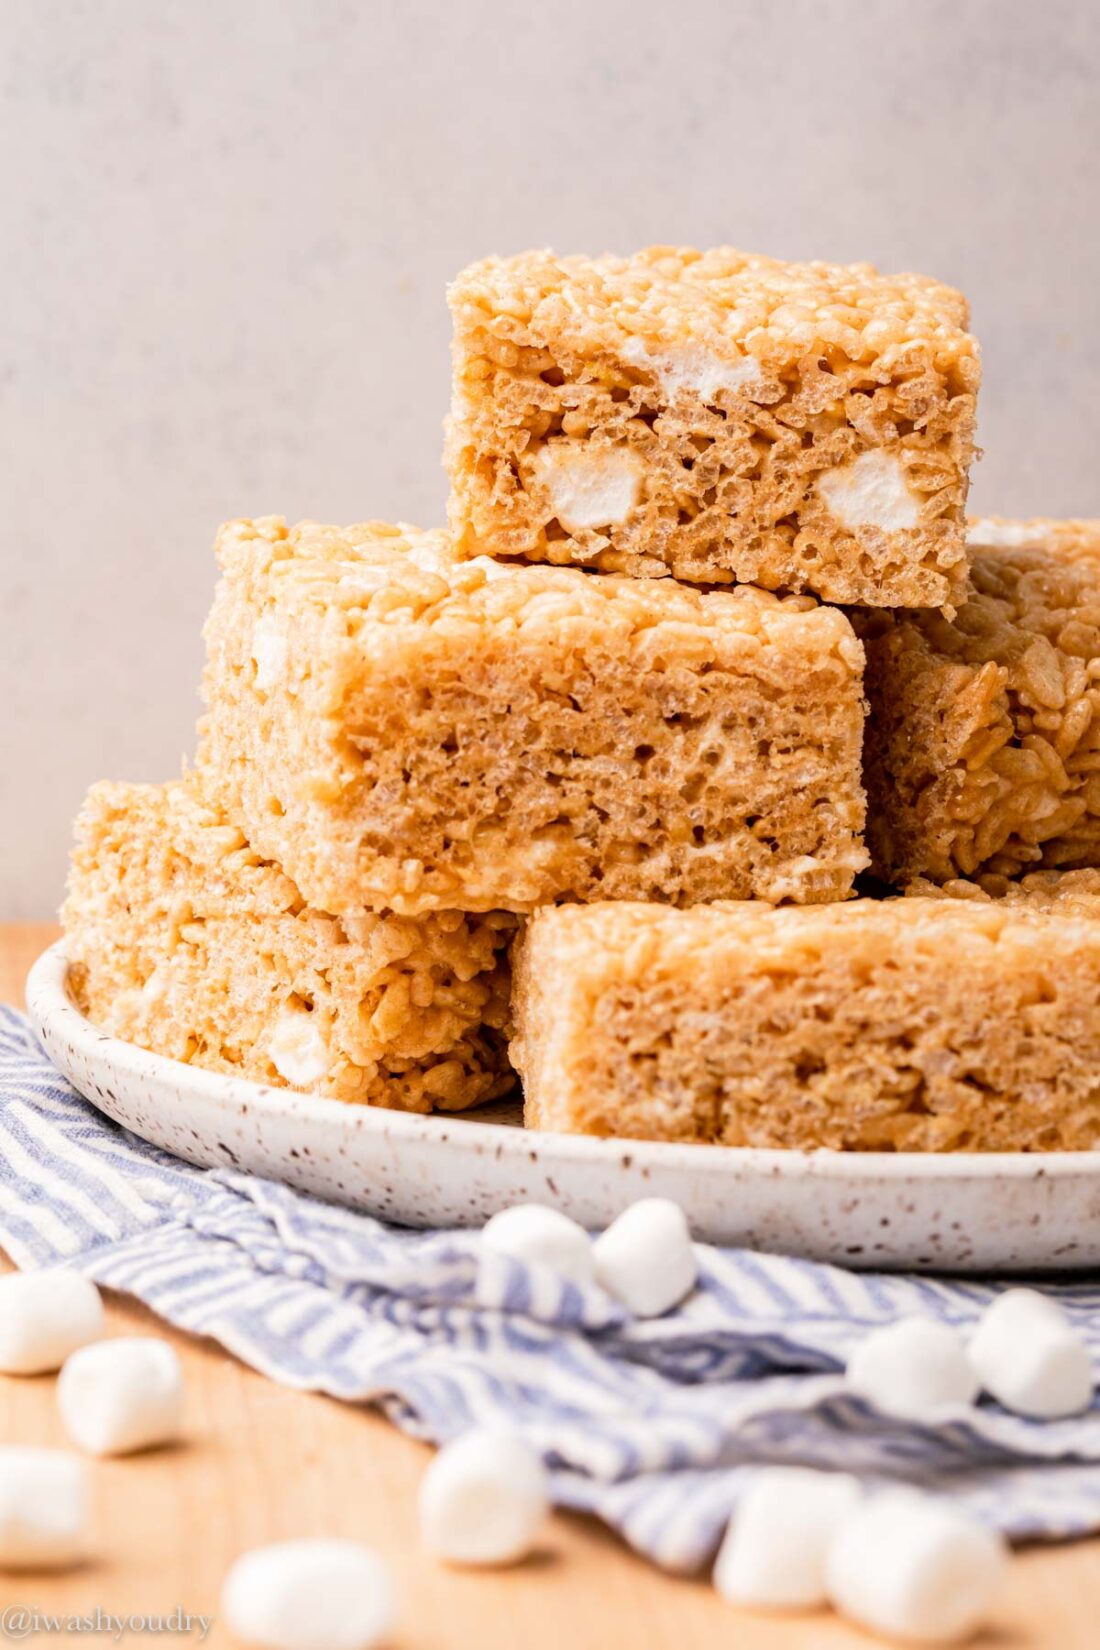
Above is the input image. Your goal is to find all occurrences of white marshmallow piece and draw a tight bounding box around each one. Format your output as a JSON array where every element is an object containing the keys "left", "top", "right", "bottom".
[
  {"left": 817, "top": 449, "right": 921, "bottom": 533},
  {"left": 621, "top": 337, "right": 765, "bottom": 402},
  {"left": 826, "top": 1490, "right": 1008, "bottom": 1645},
  {"left": 221, "top": 1539, "right": 396, "bottom": 1650},
  {"left": 966, "top": 518, "right": 1042, "bottom": 551},
  {"left": 481, "top": 1205, "right": 594, "bottom": 1285},
  {"left": 593, "top": 1198, "right": 697, "bottom": 1318},
  {"left": 0, "top": 1448, "right": 89, "bottom": 1571},
  {"left": 0, "top": 1269, "right": 104, "bottom": 1375},
  {"left": 268, "top": 1004, "right": 330, "bottom": 1089},
  {"left": 846, "top": 1317, "right": 980, "bottom": 1420},
  {"left": 250, "top": 614, "right": 289, "bottom": 690},
  {"left": 537, "top": 445, "right": 642, "bottom": 531},
  {"left": 714, "top": 1467, "right": 862, "bottom": 1609},
  {"left": 419, "top": 1427, "right": 549, "bottom": 1567},
  {"left": 968, "top": 1288, "right": 1093, "bottom": 1419},
  {"left": 57, "top": 1336, "right": 184, "bottom": 1456}
]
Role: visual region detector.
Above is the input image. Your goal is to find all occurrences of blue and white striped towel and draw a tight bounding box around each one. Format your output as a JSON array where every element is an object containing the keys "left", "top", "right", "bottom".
[{"left": 2, "top": 1003, "right": 1100, "bottom": 1572}]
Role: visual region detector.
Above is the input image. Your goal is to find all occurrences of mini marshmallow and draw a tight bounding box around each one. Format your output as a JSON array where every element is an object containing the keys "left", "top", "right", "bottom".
[
  {"left": 221, "top": 1539, "right": 395, "bottom": 1650},
  {"left": 0, "top": 1269, "right": 104, "bottom": 1375},
  {"left": 621, "top": 338, "right": 765, "bottom": 402},
  {"left": 536, "top": 445, "right": 642, "bottom": 531},
  {"left": 419, "top": 1427, "right": 549, "bottom": 1566},
  {"left": 968, "top": 1288, "right": 1093, "bottom": 1419},
  {"left": 268, "top": 1004, "right": 330, "bottom": 1089},
  {"left": 57, "top": 1336, "right": 184, "bottom": 1456},
  {"left": 817, "top": 449, "right": 921, "bottom": 533},
  {"left": 846, "top": 1316, "right": 980, "bottom": 1420},
  {"left": 482, "top": 1205, "right": 594, "bottom": 1285},
  {"left": 714, "top": 1467, "right": 862, "bottom": 1609},
  {"left": 250, "top": 614, "right": 289, "bottom": 691},
  {"left": 0, "top": 1448, "right": 89, "bottom": 1571},
  {"left": 966, "top": 518, "right": 1042, "bottom": 551},
  {"left": 592, "top": 1198, "right": 697, "bottom": 1317},
  {"left": 825, "top": 1490, "right": 1008, "bottom": 1645}
]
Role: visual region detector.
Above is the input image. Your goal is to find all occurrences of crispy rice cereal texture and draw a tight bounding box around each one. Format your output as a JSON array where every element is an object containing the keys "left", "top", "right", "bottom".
[
  {"left": 196, "top": 517, "right": 868, "bottom": 915},
  {"left": 63, "top": 780, "right": 515, "bottom": 1111},
  {"left": 908, "top": 868, "right": 1100, "bottom": 912},
  {"left": 511, "top": 895, "right": 1100, "bottom": 1153},
  {"left": 860, "top": 517, "right": 1100, "bottom": 886},
  {"left": 445, "top": 246, "right": 979, "bottom": 607}
]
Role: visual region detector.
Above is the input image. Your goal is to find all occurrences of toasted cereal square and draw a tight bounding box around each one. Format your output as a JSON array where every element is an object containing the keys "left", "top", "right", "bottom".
[
  {"left": 859, "top": 517, "right": 1100, "bottom": 886},
  {"left": 196, "top": 517, "right": 868, "bottom": 916},
  {"left": 907, "top": 867, "right": 1100, "bottom": 911},
  {"left": 511, "top": 892, "right": 1100, "bottom": 1152},
  {"left": 445, "top": 246, "right": 979, "bottom": 607},
  {"left": 63, "top": 780, "right": 515, "bottom": 1111}
]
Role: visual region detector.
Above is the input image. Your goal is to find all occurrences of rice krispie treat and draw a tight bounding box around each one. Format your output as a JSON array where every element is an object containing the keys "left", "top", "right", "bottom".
[
  {"left": 908, "top": 868, "right": 1100, "bottom": 913},
  {"left": 196, "top": 516, "right": 868, "bottom": 915},
  {"left": 63, "top": 780, "right": 515, "bottom": 1111},
  {"left": 446, "top": 246, "right": 979, "bottom": 607},
  {"left": 860, "top": 517, "right": 1100, "bottom": 886},
  {"left": 512, "top": 895, "right": 1100, "bottom": 1152}
]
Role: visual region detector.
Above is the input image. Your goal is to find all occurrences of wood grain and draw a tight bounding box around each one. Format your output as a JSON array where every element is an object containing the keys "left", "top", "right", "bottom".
[{"left": 0, "top": 923, "right": 1095, "bottom": 1646}]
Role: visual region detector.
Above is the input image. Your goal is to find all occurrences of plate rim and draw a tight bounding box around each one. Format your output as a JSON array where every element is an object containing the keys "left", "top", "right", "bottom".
[{"left": 24, "top": 941, "right": 1100, "bottom": 1186}]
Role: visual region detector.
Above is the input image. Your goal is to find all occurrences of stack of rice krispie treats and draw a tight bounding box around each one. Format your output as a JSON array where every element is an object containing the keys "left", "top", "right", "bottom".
[{"left": 64, "top": 244, "right": 1100, "bottom": 1151}]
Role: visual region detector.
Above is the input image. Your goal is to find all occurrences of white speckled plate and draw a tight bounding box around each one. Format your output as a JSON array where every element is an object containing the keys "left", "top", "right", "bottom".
[{"left": 26, "top": 943, "right": 1100, "bottom": 1273}]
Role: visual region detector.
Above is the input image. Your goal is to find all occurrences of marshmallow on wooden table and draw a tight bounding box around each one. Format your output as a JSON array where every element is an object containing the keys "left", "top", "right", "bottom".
[
  {"left": 57, "top": 1336, "right": 184, "bottom": 1456},
  {"left": 713, "top": 1467, "right": 862, "bottom": 1609},
  {"left": 825, "top": 1489, "right": 1008, "bottom": 1645},
  {"left": 0, "top": 1270, "right": 103, "bottom": 1374},
  {"left": 419, "top": 1427, "right": 550, "bottom": 1566},
  {"left": 481, "top": 1205, "right": 594, "bottom": 1284},
  {"left": 221, "top": 1539, "right": 396, "bottom": 1650},
  {"left": 968, "top": 1288, "right": 1093, "bottom": 1419},
  {"left": 846, "top": 1317, "right": 979, "bottom": 1420},
  {"left": 592, "top": 1198, "right": 697, "bottom": 1318},
  {"left": 0, "top": 1447, "right": 89, "bottom": 1571}
]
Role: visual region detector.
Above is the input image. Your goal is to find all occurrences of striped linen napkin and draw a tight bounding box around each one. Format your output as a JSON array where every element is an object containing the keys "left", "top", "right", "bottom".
[{"left": 2, "top": 1002, "right": 1100, "bottom": 1572}]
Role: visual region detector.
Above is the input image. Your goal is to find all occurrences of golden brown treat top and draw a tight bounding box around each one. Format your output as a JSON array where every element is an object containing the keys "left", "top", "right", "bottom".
[
  {"left": 527, "top": 892, "right": 1100, "bottom": 981},
  {"left": 907, "top": 868, "right": 1100, "bottom": 913},
  {"left": 966, "top": 515, "right": 1100, "bottom": 563},
  {"left": 213, "top": 515, "right": 861, "bottom": 660},
  {"left": 450, "top": 245, "right": 977, "bottom": 374},
  {"left": 70, "top": 778, "right": 298, "bottom": 918},
  {"left": 902, "top": 516, "right": 1100, "bottom": 685}
]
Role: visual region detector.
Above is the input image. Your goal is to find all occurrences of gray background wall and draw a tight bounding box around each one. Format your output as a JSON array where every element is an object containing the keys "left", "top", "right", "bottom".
[{"left": 3, "top": 0, "right": 1099, "bottom": 918}]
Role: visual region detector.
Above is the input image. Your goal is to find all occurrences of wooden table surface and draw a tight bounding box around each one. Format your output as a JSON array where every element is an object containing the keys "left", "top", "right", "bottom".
[{"left": 1, "top": 923, "right": 1097, "bottom": 1647}]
